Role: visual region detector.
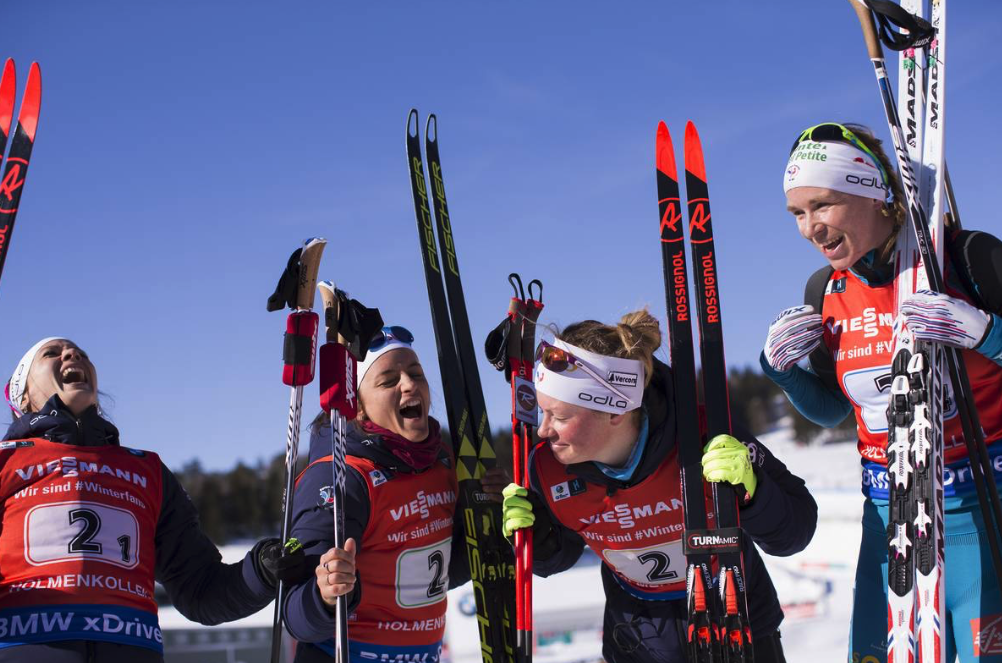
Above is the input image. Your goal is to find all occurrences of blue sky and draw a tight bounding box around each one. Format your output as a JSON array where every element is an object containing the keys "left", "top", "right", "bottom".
[{"left": 3, "top": 1, "right": 1001, "bottom": 469}]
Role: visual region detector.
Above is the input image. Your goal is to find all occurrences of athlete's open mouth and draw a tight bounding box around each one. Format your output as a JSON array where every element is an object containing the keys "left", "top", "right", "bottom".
[
  {"left": 399, "top": 399, "right": 422, "bottom": 419},
  {"left": 822, "top": 236, "right": 844, "bottom": 252},
  {"left": 61, "top": 367, "right": 88, "bottom": 386}
]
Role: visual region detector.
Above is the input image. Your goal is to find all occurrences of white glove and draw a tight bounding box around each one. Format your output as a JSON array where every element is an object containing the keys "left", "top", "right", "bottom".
[
  {"left": 763, "top": 305, "right": 825, "bottom": 373},
  {"left": 900, "top": 290, "right": 992, "bottom": 350}
]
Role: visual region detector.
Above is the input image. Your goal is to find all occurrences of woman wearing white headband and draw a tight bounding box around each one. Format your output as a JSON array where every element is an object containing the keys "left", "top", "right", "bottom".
[
  {"left": 0, "top": 338, "right": 304, "bottom": 662},
  {"left": 283, "top": 325, "right": 499, "bottom": 663},
  {"left": 762, "top": 122, "right": 1002, "bottom": 662},
  {"left": 502, "top": 309, "right": 817, "bottom": 662}
]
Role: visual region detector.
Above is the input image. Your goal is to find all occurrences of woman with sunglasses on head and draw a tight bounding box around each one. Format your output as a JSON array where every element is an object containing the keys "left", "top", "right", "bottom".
[
  {"left": 762, "top": 122, "right": 1002, "bottom": 662},
  {"left": 502, "top": 309, "right": 817, "bottom": 663},
  {"left": 283, "top": 325, "right": 485, "bottom": 663},
  {"left": 0, "top": 338, "right": 302, "bottom": 663}
]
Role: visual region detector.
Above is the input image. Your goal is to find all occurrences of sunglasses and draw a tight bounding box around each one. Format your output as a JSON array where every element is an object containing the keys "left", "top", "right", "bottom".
[
  {"left": 367, "top": 326, "right": 414, "bottom": 353},
  {"left": 534, "top": 340, "right": 631, "bottom": 402},
  {"left": 790, "top": 122, "right": 892, "bottom": 198}
]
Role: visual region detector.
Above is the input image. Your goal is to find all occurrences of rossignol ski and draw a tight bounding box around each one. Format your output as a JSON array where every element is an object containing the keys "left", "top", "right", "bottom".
[
  {"left": 656, "top": 122, "right": 721, "bottom": 661},
  {"left": 406, "top": 109, "right": 516, "bottom": 663},
  {"left": 0, "top": 60, "right": 41, "bottom": 294},
  {"left": 266, "top": 238, "right": 327, "bottom": 663},
  {"left": 657, "top": 120, "right": 753, "bottom": 662},
  {"left": 850, "top": 2, "right": 1002, "bottom": 660},
  {"left": 316, "top": 282, "right": 383, "bottom": 663},
  {"left": 485, "top": 273, "right": 543, "bottom": 663}
]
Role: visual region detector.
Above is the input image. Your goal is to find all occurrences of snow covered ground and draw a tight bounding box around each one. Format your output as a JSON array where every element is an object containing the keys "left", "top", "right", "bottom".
[{"left": 159, "top": 424, "right": 869, "bottom": 662}]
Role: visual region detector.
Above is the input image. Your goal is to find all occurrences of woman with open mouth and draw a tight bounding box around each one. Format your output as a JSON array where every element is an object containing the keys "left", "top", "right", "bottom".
[
  {"left": 0, "top": 338, "right": 306, "bottom": 662},
  {"left": 762, "top": 122, "right": 1002, "bottom": 662},
  {"left": 283, "top": 325, "right": 487, "bottom": 663},
  {"left": 501, "top": 309, "right": 817, "bottom": 662}
]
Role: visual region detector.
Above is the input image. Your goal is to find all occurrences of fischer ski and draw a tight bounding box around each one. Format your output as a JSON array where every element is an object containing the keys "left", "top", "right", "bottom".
[
  {"left": 406, "top": 109, "right": 516, "bottom": 663},
  {"left": 266, "top": 237, "right": 327, "bottom": 663},
  {"left": 656, "top": 120, "right": 753, "bottom": 662},
  {"left": 0, "top": 60, "right": 41, "bottom": 294}
]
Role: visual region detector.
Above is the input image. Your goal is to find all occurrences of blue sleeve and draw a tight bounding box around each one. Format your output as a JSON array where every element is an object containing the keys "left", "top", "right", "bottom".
[
  {"left": 525, "top": 451, "right": 585, "bottom": 577},
  {"left": 976, "top": 314, "right": 1002, "bottom": 366},
  {"left": 736, "top": 433, "right": 818, "bottom": 557},
  {"left": 154, "top": 464, "right": 273, "bottom": 625},
  {"left": 760, "top": 351, "right": 854, "bottom": 427},
  {"left": 281, "top": 449, "right": 368, "bottom": 644}
]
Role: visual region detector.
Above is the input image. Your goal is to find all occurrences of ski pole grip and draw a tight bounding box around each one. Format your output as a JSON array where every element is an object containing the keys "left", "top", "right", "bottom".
[
  {"left": 319, "top": 343, "right": 358, "bottom": 419},
  {"left": 283, "top": 311, "right": 319, "bottom": 386},
  {"left": 850, "top": 0, "right": 884, "bottom": 60}
]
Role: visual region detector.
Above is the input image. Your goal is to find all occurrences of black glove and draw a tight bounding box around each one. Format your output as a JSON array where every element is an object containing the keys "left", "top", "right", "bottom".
[{"left": 254, "top": 537, "right": 312, "bottom": 591}]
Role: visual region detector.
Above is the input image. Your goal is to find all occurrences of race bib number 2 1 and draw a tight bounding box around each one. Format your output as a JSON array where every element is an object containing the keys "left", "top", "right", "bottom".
[{"left": 25, "top": 500, "right": 140, "bottom": 569}]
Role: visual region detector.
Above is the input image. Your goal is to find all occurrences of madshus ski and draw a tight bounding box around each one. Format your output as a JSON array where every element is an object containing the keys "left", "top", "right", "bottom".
[
  {"left": 406, "top": 109, "right": 516, "bottom": 663},
  {"left": 657, "top": 121, "right": 753, "bottom": 662},
  {"left": 850, "top": 1, "right": 1002, "bottom": 661},
  {"left": 0, "top": 60, "right": 42, "bottom": 294}
]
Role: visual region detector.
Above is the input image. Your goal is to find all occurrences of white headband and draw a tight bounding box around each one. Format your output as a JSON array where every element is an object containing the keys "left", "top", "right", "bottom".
[
  {"left": 534, "top": 339, "right": 645, "bottom": 415},
  {"left": 783, "top": 141, "right": 890, "bottom": 202},
  {"left": 357, "top": 327, "right": 414, "bottom": 388},
  {"left": 6, "top": 337, "right": 66, "bottom": 417}
]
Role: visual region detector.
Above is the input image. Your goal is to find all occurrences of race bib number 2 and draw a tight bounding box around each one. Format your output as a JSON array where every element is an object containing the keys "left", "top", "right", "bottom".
[
  {"left": 395, "top": 538, "right": 450, "bottom": 608},
  {"left": 603, "top": 541, "right": 685, "bottom": 587},
  {"left": 25, "top": 500, "right": 140, "bottom": 569}
]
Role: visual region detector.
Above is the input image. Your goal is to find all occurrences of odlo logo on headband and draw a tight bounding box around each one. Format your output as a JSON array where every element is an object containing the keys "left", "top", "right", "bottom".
[
  {"left": 578, "top": 392, "right": 628, "bottom": 410},
  {"left": 844, "top": 174, "right": 887, "bottom": 192}
]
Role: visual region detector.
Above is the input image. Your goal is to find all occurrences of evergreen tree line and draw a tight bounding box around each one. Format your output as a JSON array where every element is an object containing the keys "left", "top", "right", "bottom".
[{"left": 176, "top": 369, "right": 857, "bottom": 545}]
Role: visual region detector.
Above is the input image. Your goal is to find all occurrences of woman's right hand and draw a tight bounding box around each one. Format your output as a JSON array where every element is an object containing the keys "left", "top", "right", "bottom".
[
  {"left": 763, "top": 305, "right": 824, "bottom": 373},
  {"left": 316, "top": 538, "right": 358, "bottom": 607},
  {"left": 502, "top": 483, "right": 535, "bottom": 539}
]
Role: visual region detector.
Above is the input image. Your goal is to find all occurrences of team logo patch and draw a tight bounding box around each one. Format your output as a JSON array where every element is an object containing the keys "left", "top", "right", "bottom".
[
  {"left": 369, "top": 470, "right": 387, "bottom": 486},
  {"left": 551, "top": 481, "right": 570, "bottom": 502},
  {"left": 0, "top": 440, "right": 33, "bottom": 450},
  {"left": 830, "top": 277, "right": 847, "bottom": 294},
  {"left": 607, "top": 371, "right": 639, "bottom": 388},
  {"left": 551, "top": 478, "right": 587, "bottom": 502},
  {"left": 318, "top": 485, "right": 335, "bottom": 507},
  {"left": 972, "top": 612, "right": 1002, "bottom": 655}
]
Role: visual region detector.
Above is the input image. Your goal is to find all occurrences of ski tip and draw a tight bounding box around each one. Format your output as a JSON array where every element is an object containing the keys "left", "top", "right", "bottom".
[
  {"left": 407, "top": 109, "right": 419, "bottom": 138},
  {"left": 684, "top": 121, "right": 706, "bottom": 183},
  {"left": 655, "top": 121, "right": 677, "bottom": 180},
  {"left": 0, "top": 59, "right": 15, "bottom": 138},
  {"left": 19, "top": 62, "right": 41, "bottom": 142},
  {"left": 425, "top": 113, "right": 438, "bottom": 145}
]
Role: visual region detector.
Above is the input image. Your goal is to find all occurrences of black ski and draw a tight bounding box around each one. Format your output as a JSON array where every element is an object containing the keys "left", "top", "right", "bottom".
[
  {"left": 406, "top": 109, "right": 516, "bottom": 663},
  {"left": 683, "top": 121, "right": 753, "bottom": 662},
  {"left": 656, "top": 121, "right": 721, "bottom": 662}
]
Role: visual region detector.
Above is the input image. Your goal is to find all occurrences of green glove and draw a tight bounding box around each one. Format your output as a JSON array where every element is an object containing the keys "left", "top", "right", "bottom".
[
  {"left": 502, "top": 483, "right": 535, "bottom": 539},
  {"left": 701, "top": 434, "right": 757, "bottom": 501}
]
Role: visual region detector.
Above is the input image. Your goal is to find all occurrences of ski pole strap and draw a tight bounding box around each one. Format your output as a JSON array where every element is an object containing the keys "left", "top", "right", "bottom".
[
  {"left": 319, "top": 342, "right": 358, "bottom": 418},
  {"left": 866, "top": 0, "right": 935, "bottom": 51},
  {"left": 283, "top": 311, "right": 319, "bottom": 386}
]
